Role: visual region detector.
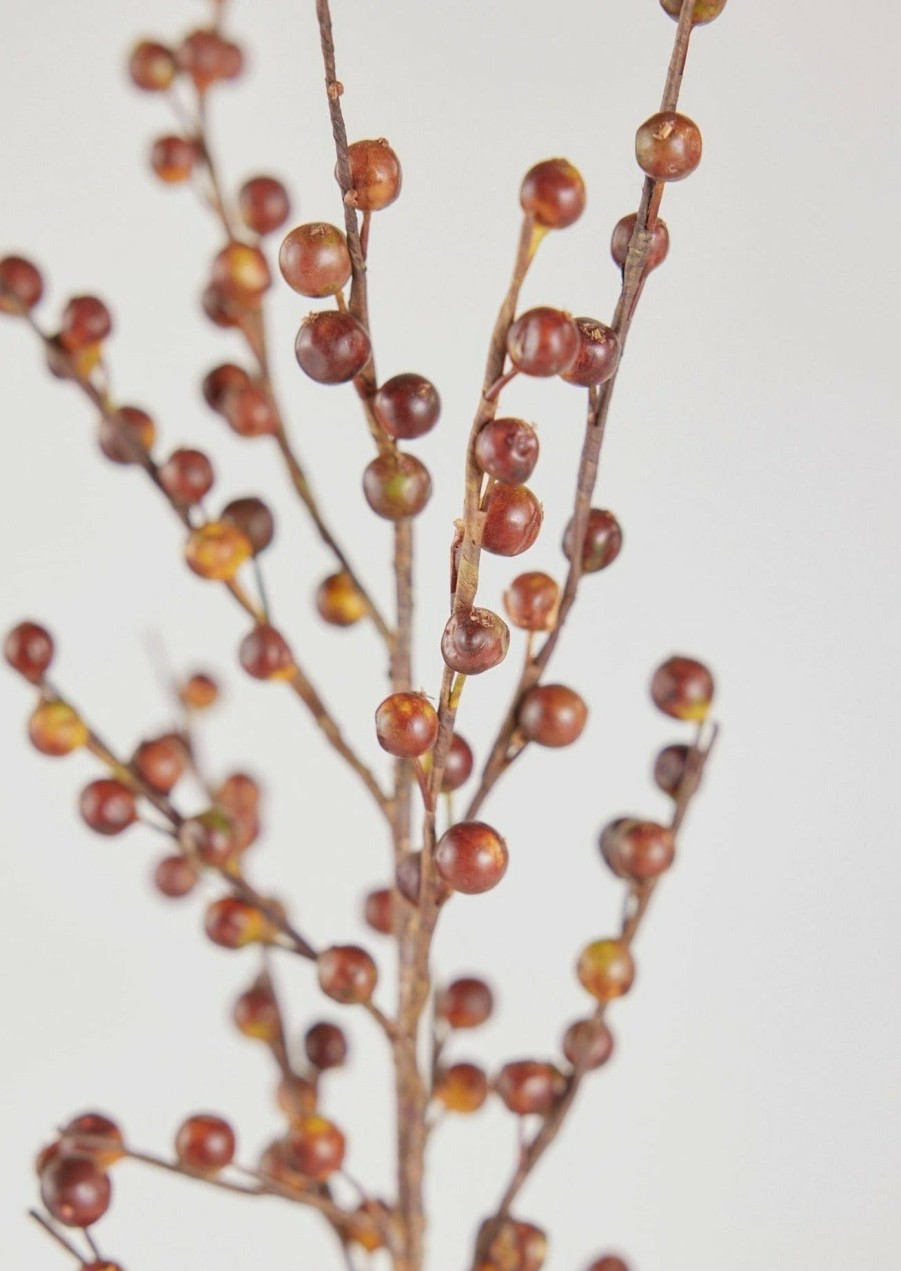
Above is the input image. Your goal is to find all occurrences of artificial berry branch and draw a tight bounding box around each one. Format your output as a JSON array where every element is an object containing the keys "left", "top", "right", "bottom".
[{"left": 2, "top": 1, "right": 729, "bottom": 1269}]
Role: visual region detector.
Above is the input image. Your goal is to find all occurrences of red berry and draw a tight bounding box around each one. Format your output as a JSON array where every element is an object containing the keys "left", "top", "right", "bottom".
[
  {"left": 239, "top": 176, "right": 291, "bottom": 236},
  {"left": 373, "top": 373, "right": 441, "bottom": 440},
  {"left": 279, "top": 223, "right": 352, "bottom": 298},
  {"left": 635, "top": 111, "right": 702, "bottom": 182},
  {"left": 482, "top": 484, "right": 543, "bottom": 556},
  {"left": 60, "top": 296, "right": 112, "bottom": 351},
  {"left": 234, "top": 982, "right": 280, "bottom": 1042},
  {"left": 40, "top": 1155, "right": 112, "bottom": 1228},
  {"left": 59, "top": 1112, "right": 125, "bottom": 1168},
  {"left": 474, "top": 418, "right": 539, "bottom": 485},
  {"left": 345, "top": 139, "right": 402, "bottom": 211},
  {"left": 611, "top": 213, "right": 670, "bottom": 273},
  {"left": 503, "top": 572, "right": 559, "bottom": 632},
  {"left": 295, "top": 311, "right": 372, "bottom": 383},
  {"left": 507, "top": 307, "right": 579, "bottom": 377},
  {"left": 128, "top": 40, "right": 177, "bottom": 91},
  {"left": 560, "top": 318, "right": 621, "bottom": 387},
  {"left": 440, "top": 734, "right": 474, "bottom": 793},
  {"left": 653, "top": 742, "right": 692, "bottom": 798},
  {"left": 650, "top": 655, "right": 715, "bottom": 720},
  {"left": 518, "top": 684, "right": 587, "bottom": 748},
  {"left": 202, "top": 282, "right": 241, "bottom": 329},
  {"left": 223, "top": 384, "right": 279, "bottom": 437},
  {"left": 79, "top": 779, "right": 137, "bottom": 836},
  {"left": 304, "top": 1021, "right": 348, "bottom": 1070},
  {"left": 520, "top": 158, "right": 586, "bottom": 229},
  {"left": 0, "top": 255, "right": 44, "bottom": 314},
  {"left": 285, "top": 1115, "right": 345, "bottom": 1179},
  {"left": 159, "top": 448, "right": 215, "bottom": 504},
  {"left": 363, "top": 452, "right": 432, "bottom": 520},
  {"left": 4, "top": 620, "right": 54, "bottom": 682},
  {"left": 441, "top": 608, "right": 509, "bottom": 675},
  {"left": 437, "top": 977, "right": 494, "bottom": 1029},
  {"left": 150, "top": 135, "right": 196, "bottom": 184},
  {"left": 153, "top": 854, "right": 198, "bottom": 898},
  {"left": 495, "top": 1060, "right": 565, "bottom": 1116},
  {"left": 562, "top": 1017, "right": 615, "bottom": 1070},
  {"left": 180, "top": 809, "right": 237, "bottom": 868},
  {"left": 435, "top": 821, "right": 508, "bottom": 894},
  {"left": 375, "top": 691, "right": 439, "bottom": 759},
  {"left": 599, "top": 818, "right": 676, "bottom": 882},
  {"left": 222, "top": 497, "right": 275, "bottom": 555},
  {"left": 132, "top": 735, "right": 188, "bottom": 793},
  {"left": 202, "top": 362, "right": 251, "bottom": 412},
  {"left": 175, "top": 1114, "right": 236, "bottom": 1173},
  {"left": 176, "top": 30, "right": 243, "bottom": 91},
  {"left": 204, "top": 897, "right": 270, "bottom": 949},
  {"left": 212, "top": 242, "right": 271, "bottom": 304},
  {"left": 317, "top": 945, "right": 378, "bottom": 1005},
  {"left": 98, "top": 405, "right": 156, "bottom": 466},
  {"left": 239, "top": 625, "right": 296, "bottom": 681},
  {"left": 563, "top": 508, "right": 623, "bottom": 573},
  {"left": 363, "top": 887, "right": 394, "bottom": 935}
]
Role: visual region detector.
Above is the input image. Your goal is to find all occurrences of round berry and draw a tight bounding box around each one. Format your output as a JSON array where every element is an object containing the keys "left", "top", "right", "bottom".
[
  {"left": 0, "top": 255, "right": 43, "bottom": 315},
  {"left": 150, "top": 135, "right": 196, "bottom": 184},
  {"left": 277, "top": 1075, "right": 318, "bottom": 1121},
  {"left": 475, "top": 418, "right": 539, "bottom": 485},
  {"left": 98, "top": 405, "right": 155, "bottom": 466},
  {"left": 660, "top": 0, "right": 727, "bottom": 23},
  {"left": 222, "top": 497, "right": 275, "bottom": 555},
  {"left": 435, "top": 821, "right": 508, "bottom": 894},
  {"left": 317, "top": 945, "right": 378, "bottom": 1005},
  {"left": 279, "top": 223, "right": 352, "bottom": 298},
  {"left": 507, "top": 307, "right": 579, "bottom": 378},
  {"left": 635, "top": 111, "right": 702, "bottom": 182},
  {"left": 577, "top": 939, "right": 635, "bottom": 1002},
  {"left": 175, "top": 1114, "right": 235, "bottom": 1173},
  {"left": 441, "top": 733, "right": 474, "bottom": 792},
  {"left": 495, "top": 1060, "right": 565, "bottom": 1116},
  {"left": 585, "top": 1258, "right": 630, "bottom": 1271},
  {"left": 212, "top": 242, "right": 271, "bottom": 304},
  {"left": 202, "top": 282, "right": 240, "bottom": 329},
  {"left": 345, "top": 139, "right": 402, "bottom": 211},
  {"left": 560, "top": 318, "right": 621, "bottom": 387},
  {"left": 159, "top": 448, "right": 215, "bottom": 505},
  {"left": 223, "top": 384, "right": 279, "bottom": 437},
  {"left": 176, "top": 30, "right": 243, "bottom": 91},
  {"left": 520, "top": 158, "right": 586, "bottom": 229},
  {"left": 373, "top": 373, "right": 441, "bottom": 440},
  {"left": 611, "top": 213, "right": 670, "bottom": 273},
  {"left": 204, "top": 897, "right": 270, "bottom": 949},
  {"left": 285, "top": 1115, "right": 345, "bottom": 1179},
  {"left": 184, "top": 521, "right": 252, "bottom": 581},
  {"left": 59, "top": 1112, "right": 125, "bottom": 1168},
  {"left": 28, "top": 701, "right": 88, "bottom": 756},
  {"left": 441, "top": 608, "right": 509, "bottom": 675},
  {"left": 202, "top": 362, "right": 251, "bottom": 413},
  {"left": 437, "top": 977, "right": 494, "bottom": 1029},
  {"left": 600, "top": 818, "right": 676, "bottom": 882},
  {"left": 239, "top": 625, "right": 296, "bottom": 681},
  {"left": 60, "top": 296, "right": 112, "bottom": 351},
  {"left": 435, "top": 1062, "right": 489, "bottom": 1114},
  {"left": 364, "top": 887, "right": 394, "bottom": 935},
  {"left": 563, "top": 508, "right": 623, "bottom": 573},
  {"left": 375, "top": 691, "right": 439, "bottom": 759},
  {"left": 234, "top": 983, "right": 280, "bottom": 1042},
  {"left": 316, "top": 572, "right": 366, "bottom": 627},
  {"left": 363, "top": 452, "right": 432, "bottom": 520},
  {"left": 40, "top": 1155, "right": 111, "bottom": 1228},
  {"left": 562, "top": 1017, "right": 615, "bottom": 1070},
  {"left": 239, "top": 176, "right": 291, "bottom": 236},
  {"left": 180, "top": 672, "right": 219, "bottom": 710},
  {"left": 304, "top": 1021, "right": 348, "bottom": 1070},
  {"left": 650, "top": 655, "right": 714, "bottom": 720},
  {"left": 153, "top": 854, "right": 198, "bottom": 898},
  {"left": 132, "top": 734, "right": 188, "bottom": 793},
  {"left": 503, "top": 572, "right": 559, "bottom": 632},
  {"left": 653, "top": 742, "right": 691, "bottom": 798},
  {"left": 518, "top": 684, "right": 587, "bottom": 748},
  {"left": 4, "top": 621, "right": 54, "bottom": 682},
  {"left": 295, "top": 311, "right": 372, "bottom": 383},
  {"left": 484, "top": 1219, "right": 548, "bottom": 1271},
  {"left": 79, "top": 779, "right": 137, "bottom": 836},
  {"left": 482, "top": 484, "right": 543, "bottom": 557},
  {"left": 216, "top": 772, "right": 262, "bottom": 815},
  {"left": 128, "top": 40, "right": 177, "bottom": 91},
  {"left": 180, "top": 809, "right": 236, "bottom": 868}
]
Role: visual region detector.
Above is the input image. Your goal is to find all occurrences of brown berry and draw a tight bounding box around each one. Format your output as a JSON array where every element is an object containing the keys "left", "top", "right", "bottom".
[
  {"left": 202, "top": 362, "right": 251, "bottom": 413},
  {"left": 239, "top": 176, "right": 291, "bottom": 236},
  {"left": 653, "top": 742, "right": 691, "bottom": 797},
  {"left": 611, "top": 213, "right": 670, "bottom": 273},
  {"left": 495, "top": 1060, "right": 565, "bottom": 1116},
  {"left": 317, "top": 945, "right": 378, "bottom": 1005},
  {"left": 560, "top": 318, "right": 621, "bottom": 387},
  {"left": 277, "top": 1075, "right": 318, "bottom": 1120},
  {"left": 295, "top": 310, "right": 372, "bottom": 383},
  {"left": 482, "top": 484, "right": 543, "bottom": 556},
  {"left": 222, "top": 497, "right": 275, "bottom": 555},
  {"left": 316, "top": 572, "right": 366, "bottom": 627},
  {"left": 212, "top": 241, "right": 271, "bottom": 304},
  {"left": 176, "top": 30, "right": 243, "bottom": 91},
  {"left": 475, "top": 418, "right": 539, "bottom": 485},
  {"left": 635, "top": 111, "right": 702, "bottom": 182},
  {"left": 153, "top": 854, "right": 199, "bottom": 898},
  {"left": 435, "top": 1062, "right": 489, "bottom": 1113},
  {"left": 518, "top": 684, "right": 587, "bottom": 748},
  {"left": 585, "top": 1258, "right": 630, "bottom": 1271},
  {"left": 600, "top": 818, "right": 676, "bottom": 882},
  {"left": 345, "top": 139, "right": 402, "bottom": 211},
  {"left": 650, "top": 655, "right": 714, "bottom": 720},
  {"left": 373, "top": 373, "right": 441, "bottom": 440},
  {"left": 375, "top": 691, "right": 439, "bottom": 759},
  {"left": 175, "top": 1114, "right": 236, "bottom": 1173},
  {"left": 364, "top": 887, "right": 394, "bottom": 935},
  {"left": 159, "top": 448, "right": 215, "bottom": 504},
  {"left": 520, "top": 158, "right": 586, "bottom": 229},
  {"left": 79, "top": 779, "right": 137, "bottom": 836},
  {"left": 577, "top": 939, "right": 635, "bottom": 1002},
  {"left": 234, "top": 983, "right": 280, "bottom": 1042},
  {"left": 98, "top": 405, "right": 155, "bottom": 466},
  {"left": 60, "top": 296, "right": 112, "bottom": 351},
  {"left": 223, "top": 384, "right": 279, "bottom": 437},
  {"left": 133, "top": 735, "right": 188, "bottom": 793},
  {"left": 441, "top": 608, "right": 509, "bottom": 675},
  {"left": 279, "top": 223, "right": 352, "bottom": 298},
  {"left": 440, "top": 734, "right": 475, "bottom": 792},
  {"left": 128, "top": 40, "right": 177, "bottom": 91},
  {"left": 202, "top": 282, "right": 240, "bottom": 329},
  {"left": 238, "top": 624, "right": 296, "bottom": 681},
  {"left": 40, "top": 1155, "right": 111, "bottom": 1228},
  {"left": 150, "top": 135, "right": 196, "bottom": 184},
  {"left": 59, "top": 1112, "right": 125, "bottom": 1168},
  {"left": 285, "top": 1115, "right": 345, "bottom": 1179},
  {"left": 563, "top": 508, "right": 623, "bottom": 573},
  {"left": 185, "top": 521, "right": 252, "bottom": 581},
  {"left": 437, "top": 977, "right": 494, "bottom": 1029},
  {"left": 484, "top": 1218, "right": 548, "bottom": 1271},
  {"left": 304, "top": 1021, "right": 348, "bottom": 1070},
  {"left": 0, "top": 255, "right": 44, "bottom": 314},
  {"left": 503, "top": 572, "right": 560, "bottom": 632},
  {"left": 562, "top": 1018, "right": 615, "bottom": 1070},
  {"left": 363, "top": 452, "right": 432, "bottom": 520},
  {"left": 204, "top": 897, "right": 270, "bottom": 949},
  {"left": 180, "top": 672, "right": 219, "bottom": 710},
  {"left": 4, "top": 621, "right": 54, "bottom": 682},
  {"left": 507, "top": 308, "right": 579, "bottom": 377},
  {"left": 180, "top": 809, "right": 236, "bottom": 868},
  {"left": 435, "top": 821, "right": 508, "bottom": 894}
]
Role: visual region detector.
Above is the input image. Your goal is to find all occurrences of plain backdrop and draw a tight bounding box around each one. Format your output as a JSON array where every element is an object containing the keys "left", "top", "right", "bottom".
[{"left": 2, "top": 1, "right": 900, "bottom": 1268}]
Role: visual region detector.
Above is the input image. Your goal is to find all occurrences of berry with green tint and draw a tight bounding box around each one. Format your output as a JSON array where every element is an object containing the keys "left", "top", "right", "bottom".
[
  {"left": 363, "top": 452, "right": 432, "bottom": 520},
  {"left": 563, "top": 508, "right": 623, "bottom": 573}
]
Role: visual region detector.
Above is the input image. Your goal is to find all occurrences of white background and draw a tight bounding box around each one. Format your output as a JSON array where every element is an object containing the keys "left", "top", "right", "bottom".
[{"left": 2, "top": 1, "right": 900, "bottom": 1268}]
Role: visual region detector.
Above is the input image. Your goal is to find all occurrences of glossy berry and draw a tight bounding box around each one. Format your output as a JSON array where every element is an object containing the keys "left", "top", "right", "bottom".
[
  {"left": 560, "top": 318, "right": 621, "bottom": 387},
  {"left": 577, "top": 939, "right": 635, "bottom": 1002},
  {"left": 435, "top": 821, "right": 508, "bottom": 894},
  {"left": 364, "top": 887, "right": 394, "bottom": 935},
  {"left": 318, "top": 945, "right": 378, "bottom": 1005},
  {"left": 221, "top": 497, "right": 275, "bottom": 555},
  {"left": 434, "top": 1062, "right": 489, "bottom": 1114},
  {"left": 440, "top": 733, "right": 474, "bottom": 792},
  {"left": 563, "top": 508, "right": 623, "bottom": 573},
  {"left": 507, "top": 307, "right": 579, "bottom": 378},
  {"left": 180, "top": 672, "right": 219, "bottom": 710},
  {"left": 28, "top": 701, "right": 88, "bottom": 756},
  {"left": 184, "top": 521, "right": 252, "bottom": 581},
  {"left": 0, "top": 255, "right": 44, "bottom": 314},
  {"left": 159, "top": 448, "right": 215, "bottom": 504},
  {"left": 205, "top": 897, "right": 270, "bottom": 949},
  {"left": 59, "top": 1113, "right": 125, "bottom": 1168},
  {"left": 128, "top": 40, "right": 177, "bottom": 91},
  {"left": 475, "top": 418, "right": 539, "bottom": 485},
  {"left": 60, "top": 296, "right": 112, "bottom": 351},
  {"left": 212, "top": 242, "right": 271, "bottom": 304},
  {"left": 295, "top": 311, "right": 372, "bottom": 383},
  {"left": 175, "top": 1114, "right": 235, "bottom": 1173},
  {"left": 285, "top": 1115, "right": 345, "bottom": 1179},
  {"left": 239, "top": 624, "right": 296, "bottom": 681},
  {"left": 98, "top": 405, "right": 156, "bottom": 465},
  {"left": 373, "top": 373, "right": 441, "bottom": 440},
  {"left": 277, "top": 1075, "right": 318, "bottom": 1121},
  {"left": 563, "top": 1017, "right": 615, "bottom": 1070},
  {"left": 600, "top": 817, "right": 676, "bottom": 882},
  {"left": 279, "top": 223, "right": 352, "bottom": 298},
  {"left": 239, "top": 176, "right": 291, "bottom": 236},
  {"left": 375, "top": 691, "right": 439, "bottom": 759},
  {"left": 234, "top": 983, "right": 280, "bottom": 1042},
  {"left": 650, "top": 655, "right": 714, "bottom": 720},
  {"left": 495, "top": 1060, "right": 565, "bottom": 1116},
  {"left": 133, "top": 735, "right": 187, "bottom": 793},
  {"left": 363, "top": 452, "right": 433, "bottom": 520},
  {"left": 503, "top": 572, "right": 560, "bottom": 632},
  {"left": 518, "top": 684, "right": 587, "bottom": 748},
  {"left": 345, "top": 139, "right": 402, "bottom": 211},
  {"left": 79, "top": 779, "right": 137, "bottom": 836},
  {"left": 304, "top": 1021, "right": 348, "bottom": 1070},
  {"left": 660, "top": 0, "right": 727, "bottom": 23},
  {"left": 483, "top": 1219, "right": 548, "bottom": 1271},
  {"left": 585, "top": 1259, "right": 630, "bottom": 1271},
  {"left": 150, "top": 135, "right": 196, "bottom": 184},
  {"left": 176, "top": 30, "right": 243, "bottom": 91},
  {"left": 202, "top": 362, "right": 251, "bottom": 413},
  {"left": 635, "top": 111, "right": 702, "bottom": 182},
  {"left": 653, "top": 742, "right": 691, "bottom": 798},
  {"left": 153, "top": 854, "right": 198, "bottom": 898},
  {"left": 611, "top": 213, "right": 670, "bottom": 273},
  {"left": 520, "top": 158, "right": 586, "bottom": 229},
  {"left": 316, "top": 572, "right": 366, "bottom": 627},
  {"left": 223, "top": 384, "right": 279, "bottom": 437},
  {"left": 4, "top": 621, "right": 54, "bottom": 682},
  {"left": 441, "top": 608, "right": 509, "bottom": 675},
  {"left": 180, "top": 809, "right": 236, "bottom": 868},
  {"left": 437, "top": 977, "right": 494, "bottom": 1029},
  {"left": 40, "top": 1155, "right": 112, "bottom": 1228},
  {"left": 482, "top": 484, "right": 543, "bottom": 556}
]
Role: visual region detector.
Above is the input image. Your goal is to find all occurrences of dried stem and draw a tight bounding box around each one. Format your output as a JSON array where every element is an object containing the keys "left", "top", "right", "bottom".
[{"left": 28, "top": 1210, "right": 85, "bottom": 1262}]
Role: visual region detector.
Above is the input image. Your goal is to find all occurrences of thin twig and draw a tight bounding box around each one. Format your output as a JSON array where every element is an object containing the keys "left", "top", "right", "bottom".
[{"left": 28, "top": 1211, "right": 84, "bottom": 1262}]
